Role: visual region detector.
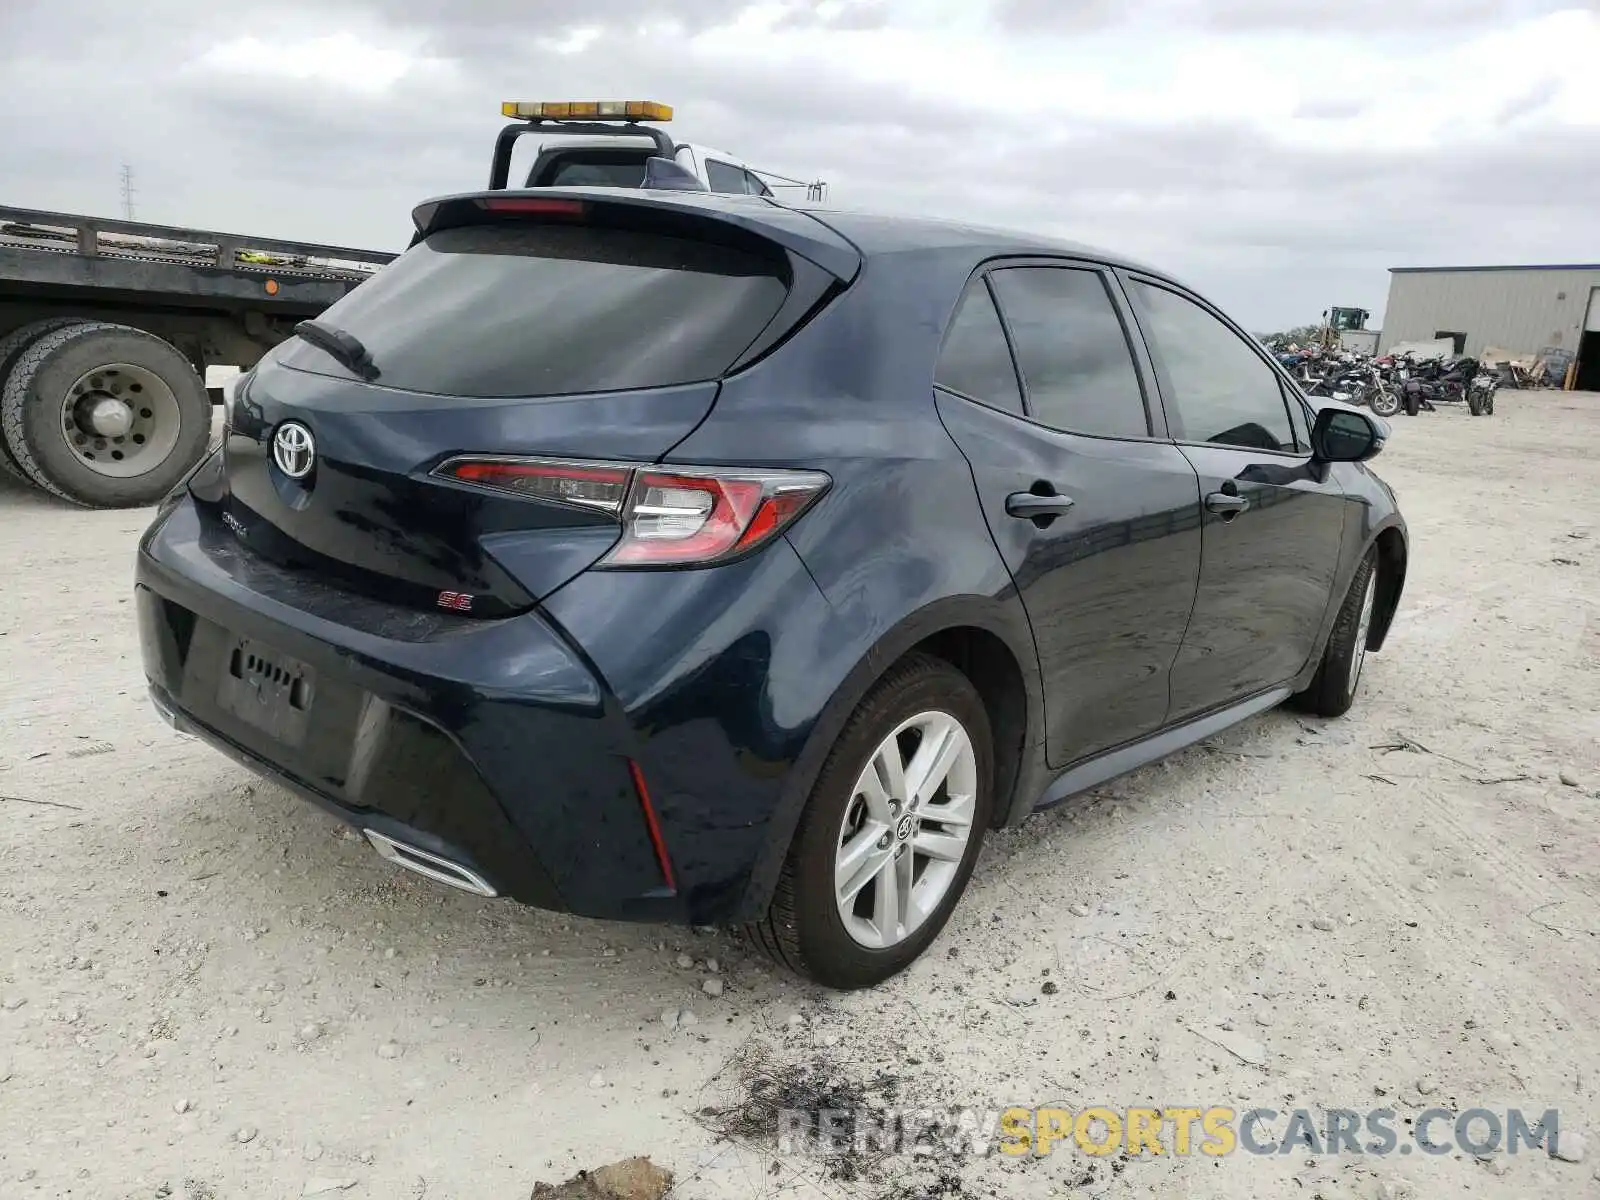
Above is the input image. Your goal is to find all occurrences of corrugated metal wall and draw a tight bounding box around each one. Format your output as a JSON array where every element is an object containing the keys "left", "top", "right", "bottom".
[{"left": 1378, "top": 268, "right": 1600, "bottom": 358}]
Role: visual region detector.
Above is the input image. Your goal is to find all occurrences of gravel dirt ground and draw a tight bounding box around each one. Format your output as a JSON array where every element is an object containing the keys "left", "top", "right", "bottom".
[{"left": 2, "top": 394, "right": 1598, "bottom": 1200}]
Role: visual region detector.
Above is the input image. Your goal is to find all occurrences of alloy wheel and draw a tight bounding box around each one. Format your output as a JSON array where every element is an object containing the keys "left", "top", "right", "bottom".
[
  {"left": 834, "top": 710, "right": 978, "bottom": 949},
  {"left": 1348, "top": 572, "right": 1377, "bottom": 692}
]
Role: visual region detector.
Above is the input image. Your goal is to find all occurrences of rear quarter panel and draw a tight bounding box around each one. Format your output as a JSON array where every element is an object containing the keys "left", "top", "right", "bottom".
[{"left": 657, "top": 248, "right": 1049, "bottom": 912}]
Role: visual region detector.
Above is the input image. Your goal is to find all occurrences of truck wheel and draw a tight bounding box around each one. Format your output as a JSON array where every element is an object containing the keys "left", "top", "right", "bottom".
[
  {"left": 1, "top": 322, "right": 210, "bottom": 508},
  {"left": 0, "top": 317, "right": 91, "bottom": 486}
]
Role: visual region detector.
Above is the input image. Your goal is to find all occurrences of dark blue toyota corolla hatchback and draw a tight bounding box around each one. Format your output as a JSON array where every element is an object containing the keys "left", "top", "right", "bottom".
[{"left": 136, "top": 188, "right": 1407, "bottom": 988}]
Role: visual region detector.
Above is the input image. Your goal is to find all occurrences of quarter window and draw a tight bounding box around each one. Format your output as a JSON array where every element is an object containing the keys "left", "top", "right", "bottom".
[
  {"left": 935, "top": 281, "right": 1024, "bottom": 415},
  {"left": 988, "top": 267, "right": 1150, "bottom": 439},
  {"left": 705, "top": 160, "right": 745, "bottom": 193},
  {"left": 1129, "top": 282, "right": 1297, "bottom": 453}
]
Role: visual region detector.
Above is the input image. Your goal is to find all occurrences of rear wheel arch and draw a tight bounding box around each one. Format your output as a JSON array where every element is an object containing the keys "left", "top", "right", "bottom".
[
  {"left": 737, "top": 597, "right": 1043, "bottom": 917},
  {"left": 911, "top": 625, "right": 1031, "bottom": 831}
]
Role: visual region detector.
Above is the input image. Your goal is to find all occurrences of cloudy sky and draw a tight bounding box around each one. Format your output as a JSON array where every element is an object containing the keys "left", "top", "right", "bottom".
[{"left": 2, "top": 0, "right": 1597, "bottom": 330}]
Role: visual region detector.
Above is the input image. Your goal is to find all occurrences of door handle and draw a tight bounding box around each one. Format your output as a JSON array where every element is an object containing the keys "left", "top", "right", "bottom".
[
  {"left": 1205, "top": 492, "right": 1250, "bottom": 515},
  {"left": 1005, "top": 491, "right": 1076, "bottom": 518}
]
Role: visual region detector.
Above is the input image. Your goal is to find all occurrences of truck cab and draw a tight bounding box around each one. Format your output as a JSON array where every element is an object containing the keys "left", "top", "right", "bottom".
[
  {"left": 527, "top": 136, "right": 776, "bottom": 197},
  {"left": 493, "top": 100, "right": 822, "bottom": 200}
]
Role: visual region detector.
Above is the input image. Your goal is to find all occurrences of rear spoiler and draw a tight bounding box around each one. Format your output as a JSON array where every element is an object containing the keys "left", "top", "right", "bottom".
[{"left": 409, "top": 189, "right": 862, "bottom": 284}]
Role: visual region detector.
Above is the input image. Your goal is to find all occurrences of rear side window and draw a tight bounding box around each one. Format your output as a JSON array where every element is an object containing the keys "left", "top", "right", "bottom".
[
  {"left": 276, "top": 224, "right": 789, "bottom": 398},
  {"left": 705, "top": 160, "right": 745, "bottom": 193},
  {"left": 989, "top": 267, "right": 1150, "bottom": 439},
  {"left": 935, "top": 281, "right": 1023, "bottom": 415}
]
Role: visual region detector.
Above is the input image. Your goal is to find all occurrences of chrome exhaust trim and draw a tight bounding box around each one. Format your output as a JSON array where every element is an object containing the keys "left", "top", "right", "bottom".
[
  {"left": 149, "top": 686, "right": 196, "bottom": 738},
  {"left": 363, "top": 830, "right": 498, "bottom": 898}
]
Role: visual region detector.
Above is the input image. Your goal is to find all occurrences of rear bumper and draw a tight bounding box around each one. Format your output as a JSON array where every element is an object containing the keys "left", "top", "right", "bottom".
[{"left": 135, "top": 498, "right": 702, "bottom": 923}]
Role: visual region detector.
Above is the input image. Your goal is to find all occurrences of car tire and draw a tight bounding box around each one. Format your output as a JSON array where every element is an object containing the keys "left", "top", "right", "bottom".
[
  {"left": 0, "top": 317, "right": 90, "bottom": 485},
  {"left": 746, "top": 653, "right": 994, "bottom": 989},
  {"left": 1292, "top": 549, "right": 1378, "bottom": 719},
  {"left": 1, "top": 321, "right": 211, "bottom": 507}
]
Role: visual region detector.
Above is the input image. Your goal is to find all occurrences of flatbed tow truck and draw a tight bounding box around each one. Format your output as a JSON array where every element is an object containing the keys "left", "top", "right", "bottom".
[{"left": 0, "top": 100, "right": 821, "bottom": 507}]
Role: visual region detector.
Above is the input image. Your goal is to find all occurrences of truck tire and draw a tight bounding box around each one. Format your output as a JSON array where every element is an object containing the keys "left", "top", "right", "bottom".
[
  {"left": 0, "top": 317, "right": 91, "bottom": 485},
  {"left": 1, "top": 322, "right": 210, "bottom": 508}
]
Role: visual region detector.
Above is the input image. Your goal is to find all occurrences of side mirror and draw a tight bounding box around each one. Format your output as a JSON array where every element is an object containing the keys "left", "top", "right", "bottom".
[{"left": 1312, "top": 406, "right": 1386, "bottom": 462}]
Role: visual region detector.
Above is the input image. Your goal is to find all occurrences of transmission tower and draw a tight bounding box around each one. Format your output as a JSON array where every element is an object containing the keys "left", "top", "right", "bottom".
[{"left": 119, "top": 164, "right": 137, "bottom": 221}]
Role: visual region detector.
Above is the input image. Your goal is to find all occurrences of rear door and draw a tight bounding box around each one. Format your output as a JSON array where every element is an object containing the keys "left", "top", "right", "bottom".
[
  {"left": 1121, "top": 276, "right": 1349, "bottom": 719},
  {"left": 933, "top": 262, "right": 1203, "bottom": 768},
  {"left": 221, "top": 216, "right": 803, "bottom": 617}
]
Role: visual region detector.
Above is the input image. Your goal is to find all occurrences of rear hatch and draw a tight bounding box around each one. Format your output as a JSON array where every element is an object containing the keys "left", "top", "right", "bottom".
[{"left": 209, "top": 194, "right": 856, "bottom": 616}]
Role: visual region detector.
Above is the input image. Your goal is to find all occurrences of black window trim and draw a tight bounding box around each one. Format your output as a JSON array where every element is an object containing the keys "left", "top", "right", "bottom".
[
  {"left": 1118, "top": 270, "right": 1310, "bottom": 462},
  {"left": 977, "top": 255, "right": 1172, "bottom": 444},
  {"left": 1279, "top": 378, "right": 1314, "bottom": 453}
]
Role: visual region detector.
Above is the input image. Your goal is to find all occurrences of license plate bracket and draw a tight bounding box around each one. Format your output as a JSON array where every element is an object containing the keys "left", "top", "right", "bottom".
[{"left": 217, "top": 637, "right": 315, "bottom": 745}]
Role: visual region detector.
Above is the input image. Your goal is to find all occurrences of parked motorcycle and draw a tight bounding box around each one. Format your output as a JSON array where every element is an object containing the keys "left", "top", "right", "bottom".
[
  {"left": 1393, "top": 354, "right": 1494, "bottom": 416},
  {"left": 1304, "top": 357, "right": 1401, "bottom": 416}
]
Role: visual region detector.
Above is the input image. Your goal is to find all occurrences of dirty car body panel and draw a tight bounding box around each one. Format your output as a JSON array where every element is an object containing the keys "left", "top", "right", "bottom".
[{"left": 135, "top": 190, "right": 1407, "bottom": 935}]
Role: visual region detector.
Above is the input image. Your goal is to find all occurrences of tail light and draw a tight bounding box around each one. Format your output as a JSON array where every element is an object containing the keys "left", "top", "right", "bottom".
[
  {"left": 434, "top": 456, "right": 829, "bottom": 567},
  {"left": 473, "top": 196, "right": 588, "bottom": 218},
  {"left": 436, "top": 457, "right": 631, "bottom": 512},
  {"left": 601, "top": 467, "right": 828, "bottom": 566}
]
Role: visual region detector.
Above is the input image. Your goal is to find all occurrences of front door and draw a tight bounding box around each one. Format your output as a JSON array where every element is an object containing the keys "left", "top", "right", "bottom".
[
  {"left": 1122, "top": 277, "right": 1350, "bottom": 720},
  {"left": 933, "top": 265, "right": 1203, "bottom": 768}
]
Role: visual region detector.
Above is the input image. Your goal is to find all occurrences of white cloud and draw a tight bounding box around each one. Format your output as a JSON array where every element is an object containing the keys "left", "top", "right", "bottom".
[
  {"left": 191, "top": 31, "right": 452, "bottom": 95},
  {"left": 1, "top": 0, "right": 1596, "bottom": 329}
]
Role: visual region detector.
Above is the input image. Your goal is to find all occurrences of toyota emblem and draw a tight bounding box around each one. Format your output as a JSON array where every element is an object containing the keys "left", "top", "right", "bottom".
[{"left": 272, "top": 421, "right": 316, "bottom": 479}]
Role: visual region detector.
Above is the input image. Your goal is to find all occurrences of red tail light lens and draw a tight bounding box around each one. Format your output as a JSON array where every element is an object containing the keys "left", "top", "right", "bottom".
[
  {"left": 601, "top": 468, "right": 830, "bottom": 567},
  {"left": 434, "top": 457, "right": 630, "bottom": 513},
  {"left": 435, "top": 455, "right": 829, "bottom": 566},
  {"left": 474, "top": 197, "right": 587, "bottom": 217}
]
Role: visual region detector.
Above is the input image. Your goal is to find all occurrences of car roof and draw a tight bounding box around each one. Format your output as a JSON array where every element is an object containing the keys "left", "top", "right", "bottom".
[
  {"left": 788, "top": 201, "right": 1168, "bottom": 279},
  {"left": 419, "top": 187, "right": 1186, "bottom": 295}
]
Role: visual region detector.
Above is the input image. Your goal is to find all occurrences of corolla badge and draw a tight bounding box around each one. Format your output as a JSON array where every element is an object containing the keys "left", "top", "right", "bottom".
[{"left": 272, "top": 421, "right": 316, "bottom": 479}]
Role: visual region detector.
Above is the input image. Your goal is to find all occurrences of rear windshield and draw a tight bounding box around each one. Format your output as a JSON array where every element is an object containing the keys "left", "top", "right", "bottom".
[
  {"left": 531, "top": 152, "right": 649, "bottom": 189},
  {"left": 276, "top": 223, "right": 789, "bottom": 398}
]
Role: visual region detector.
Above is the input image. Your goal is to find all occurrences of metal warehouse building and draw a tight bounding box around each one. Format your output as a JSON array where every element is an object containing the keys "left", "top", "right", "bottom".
[{"left": 1379, "top": 264, "right": 1600, "bottom": 390}]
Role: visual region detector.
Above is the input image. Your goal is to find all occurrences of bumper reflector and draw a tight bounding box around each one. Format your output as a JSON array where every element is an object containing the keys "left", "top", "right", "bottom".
[{"left": 627, "top": 759, "right": 677, "bottom": 893}]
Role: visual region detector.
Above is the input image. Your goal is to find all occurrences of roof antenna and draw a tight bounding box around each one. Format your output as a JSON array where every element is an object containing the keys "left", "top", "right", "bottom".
[{"left": 120, "top": 164, "right": 137, "bottom": 222}]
